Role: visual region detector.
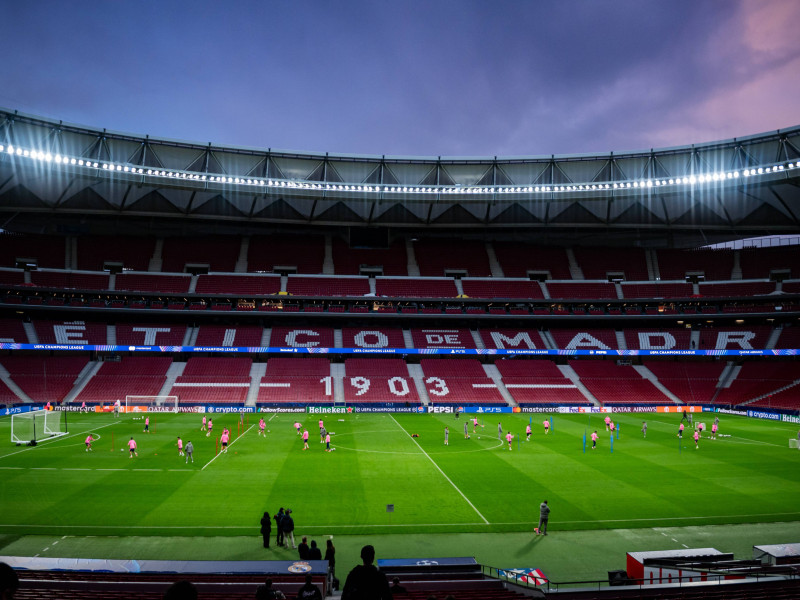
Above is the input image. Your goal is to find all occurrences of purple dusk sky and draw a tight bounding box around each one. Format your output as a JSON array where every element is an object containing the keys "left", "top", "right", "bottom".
[{"left": 1, "top": 0, "right": 799, "bottom": 158}]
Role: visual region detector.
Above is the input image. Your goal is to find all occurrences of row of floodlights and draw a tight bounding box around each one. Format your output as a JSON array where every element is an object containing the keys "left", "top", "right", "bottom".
[{"left": 1, "top": 143, "right": 798, "bottom": 194}]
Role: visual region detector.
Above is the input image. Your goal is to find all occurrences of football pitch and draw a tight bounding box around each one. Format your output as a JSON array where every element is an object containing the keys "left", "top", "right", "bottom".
[{"left": 1, "top": 410, "right": 799, "bottom": 580}]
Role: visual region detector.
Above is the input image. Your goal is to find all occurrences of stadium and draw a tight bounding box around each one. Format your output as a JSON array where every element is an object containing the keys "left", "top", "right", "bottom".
[{"left": 0, "top": 103, "right": 798, "bottom": 599}]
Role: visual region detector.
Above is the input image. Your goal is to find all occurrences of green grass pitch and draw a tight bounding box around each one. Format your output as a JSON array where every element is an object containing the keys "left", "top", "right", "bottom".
[{"left": 1, "top": 410, "right": 799, "bottom": 581}]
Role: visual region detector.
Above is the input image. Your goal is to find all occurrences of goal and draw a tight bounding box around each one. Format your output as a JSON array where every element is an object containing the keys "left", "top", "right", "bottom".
[
  {"left": 125, "top": 395, "right": 179, "bottom": 413},
  {"left": 11, "top": 410, "right": 67, "bottom": 444}
]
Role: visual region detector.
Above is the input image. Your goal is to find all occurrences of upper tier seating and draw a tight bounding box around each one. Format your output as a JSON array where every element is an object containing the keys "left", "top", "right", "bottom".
[
  {"left": 195, "top": 274, "right": 281, "bottom": 295},
  {"left": 697, "top": 326, "right": 772, "bottom": 350},
  {"left": 783, "top": 280, "right": 800, "bottom": 294},
  {"left": 265, "top": 357, "right": 331, "bottom": 377},
  {"left": 550, "top": 328, "right": 619, "bottom": 350},
  {"left": 739, "top": 245, "right": 800, "bottom": 279},
  {"left": 30, "top": 271, "right": 109, "bottom": 291},
  {"left": 376, "top": 277, "right": 458, "bottom": 298},
  {"left": 114, "top": 273, "right": 192, "bottom": 294},
  {"left": 332, "top": 237, "right": 408, "bottom": 275},
  {"left": 258, "top": 357, "right": 332, "bottom": 403},
  {"left": 286, "top": 275, "right": 371, "bottom": 297},
  {"left": 748, "top": 381, "right": 800, "bottom": 410},
  {"left": 116, "top": 323, "right": 187, "bottom": 346},
  {"left": 573, "top": 246, "right": 648, "bottom": 280},
  {"left": 0, "top": 356, "right": 88, "bottom": 403},
  {"left": 161, "top": 235, "right": 240, "bottom": 273},
  {"left": 194, "top": 325, "right": 264, "bottom": 347},
  {"left": 479, "top": 329, "right": 546, "bottom": 350},
  {"left": 411, "top": 328, "right": 477, "bottom": 349},
  {"left": 0, "top": 268, "right": 25, "bottom": 286},
  {"left": 34, "top": 319, "right": 108, "bottom": 345},
  {"left": 0, "top": 318, "right": 28, "bottom": 343},
  {"left": 773, "top": 325, "right": 800, "bottom": 348},
  {"left": 248, "top": 234, "right": 325, "bottom": 274},
  {"left": 643, "top": 361, "right": 725, "bottom": 404},
  {"left": 656, "top": 248, "right": 734, "bottom": 280},
  {"left": 0, "top": 378, "right": 20, "bottom": 404},
  {"left": 493, "top": 242, "right": 572, "bottom": 279},
  {"left": 413, "top": 239, "right": 492, "bottom": 277},
  {"left": 623, "top": 328, "right": 692, "bottom": 350},
  {"left": 620, "top": 282, "right": 694, "bottom": 299},
  {"left": 461, "top": 279, "right": 544, "bottom": 299},
  {"left": 714, "top": 361, "right": 800, "bottom": 406},
  {"left": 341, "top": 327, "right": 407, "bottom": 349},
  {"left": 169, "top": 357, "right": 252, "bottom": 403},
  {"left": 343, "top": 358, "right": 420, "bottom": 403},
  {"left": 496, "top": 359, "right": 589, "bottom": 404},
  {"left": 76, "top": 236, "right": 156, "bottom": 271},
  {"left": 419, "top": 359, "right": 505, "bottom": 403},
  {"left": 269, "top": 326, "right": 335, "bottom": 348},
  {"left": 75, "top": 356, "right": 173, "bottom": 403},
  {"left": 698, "top": 281, "right": 776, "bottom": 297},
  {"left": 569, "top": 360, "right": 673, "bottom": 404},
  {"left": 545, "top": 282, "right": 618, "bottom": 299},
  {"left": 0, "top": 233, "right": 66, "bottom": 269}
]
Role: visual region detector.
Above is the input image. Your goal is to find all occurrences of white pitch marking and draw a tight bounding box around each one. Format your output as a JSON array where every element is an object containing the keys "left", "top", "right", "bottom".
[
  {"left": 201, "top": 424, "right": 254, "bottom": 471},
  {"left": 388, "top": 414, "right": 489, "bottom": 524}
]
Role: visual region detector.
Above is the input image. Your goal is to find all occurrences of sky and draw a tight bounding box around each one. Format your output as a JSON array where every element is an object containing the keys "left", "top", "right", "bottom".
[{"left": 1, "top": 0, "right": 799, "bottom": 158}]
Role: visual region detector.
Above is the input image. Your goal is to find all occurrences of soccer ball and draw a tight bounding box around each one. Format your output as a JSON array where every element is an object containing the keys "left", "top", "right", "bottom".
[
  {"left": 120, "top": 448, "right": 124, "bottom": 451},
  {"left": 267, "top": 430, "right": 270, "bottom": 433}
]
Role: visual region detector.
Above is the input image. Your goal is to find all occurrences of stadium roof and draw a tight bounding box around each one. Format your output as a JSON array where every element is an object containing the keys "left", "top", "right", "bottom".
[{"left": 0, "top": 108, "right": 799, "bottom": 247}]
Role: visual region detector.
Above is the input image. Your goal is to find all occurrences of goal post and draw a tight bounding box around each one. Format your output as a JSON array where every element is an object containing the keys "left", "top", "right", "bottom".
[
  {"left": 11, "top": 410, "right": 67, "bottom": 444},
  {"left": 125, "top": 395, "right": 179, "bottom": 413}
]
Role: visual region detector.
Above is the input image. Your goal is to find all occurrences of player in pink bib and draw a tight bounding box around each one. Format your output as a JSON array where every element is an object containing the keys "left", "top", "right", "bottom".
[
  {"left": 526, "top": 424, "right": 532, "bottom": 441},
  {"left": 604, "top": 416, "right": 611, "bottom": 431},
  {"left": 591, "top": 430, "right": 598, "bottom": 449},
  {"left": 143, "top": 416, "right": 150, "bottom": 433},
  {"left": 506, "top": 432, "right": 514, "bottom": 450},
  {"left": 610, "top": 422, "right": 616, "bottom": 434},
  {"left": 678, "top": 422, "right": 685, "bottom": 438},
  {"left": 319, "top": 419, "right": 324, "bottom": 433},
  {"left": 85, "top": 435, "right": 94, "bottom": 452},
  {"left": 543, "top": 420, "right": 550, "bottom": 434},
  {"left": 177, "top": 437, "right": 184, "bottom": 456},
  {"left": 472, "top": 417, "right": 479, "bottom": 433},
  {"left": 201, "top": 416, "right": 207, "bottom": 431},
  {"left": 259, "top": 418, "right": 266, "bottom": 437},
  {"left": 325, "top": 433, "right": 332, "bottom": 452},
  {"left": 128, "top": 437, "right": 138, "bottom": 458},
  {"left": 206, "top": 418, "right": 213, "bottom": 437},
  {"left": 711, "top": 423, "right": 718, "bottom": 439},
  {"left": 302, "top": 429, "right": 309, "bottom": 450},
  {"left": 294, "top": 422, "right": 301, "bottom": 435},
  {"left": 80, "top": 401, "right": 87, "bottom": 412},
  {"left": 693, "top": 429, "right": 700, "bottom": 449},
  {"left": 221, "top": 431, "right": 230, "bottom": 453}
]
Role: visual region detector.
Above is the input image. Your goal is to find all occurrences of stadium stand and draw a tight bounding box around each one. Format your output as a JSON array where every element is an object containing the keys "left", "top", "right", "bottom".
[
  {"left": 698, "top": 281, "right": 776, "bottom": 297},
  {"left": 33, "top": 319, "right": 108, "bottom": 345},
  {"left": 341, "top": 327, "right": 407, "bottom": 349},
  {"left": 257, "top": 357, "right": 331, "bottom": 404},
  {"left": 0, "top": 268, "right": 25, "bottom": 287},
  {"left": 496, "top": 359, "right": 590, "bottom": 404},
  {"left": 655, "top": 248, "right": 734, "bottom": 281},
  {"left": 0, "top": 233, "right": 66, "bottom": 269},
  {"left": 195, "top": 274, "right": 281, "bottom": 295},
  {"left": 461, "top": 278, "right": 544, "bottom": 299},
  {"left": 714, "top": 361, "right": 800, "bottom": 406},
  {"left": 194, "top": 325, "right": 264, "bottom": 347},
  {"left": 550, "top": 328, "right": 619, "bottom": 350},
  {"left": 76, "top": 236, "right": 156, "bottom": 272},
  {"left": 623, "top": 328, "right": 693, "bottom": 350},
  {"left": 411, "top": 328, "right": 477, "bottom": 349},
  {"left": 115, "top": 323, "right": 187, "bottom": 346},
  {"left": 739, "top": 244, "right": 800, "bottom": 279},
  {"left": 375, "top": 277, "right": 458, "bottom": 298},
  {"left": 572, "top": 246, "right": 649, "bottom": 281},
  {"left": 114, "top": 273, "right": 192, "bottom": 294},
  {"left": 697, "top": 326, "right": 772, "bottom": 350},
  {"left": 248, "top": 233, "right": 325, "bottom": 274},
  {"left": 0, "top": 356, "right": 89, "bottom": 404},
  {"left": 493, "top": 242, "right": 572, "bottom": 279},
  {"left": 413, "top": 238, "right": 492, "bottom": 277},
  {"left": 332, "top": 237, "right": 408, "bottom": 275},
  {"left": 569, "top": 360, "right": 673, "bottom": 404},
  {"left": 161, "top": 235, "right": 241, "bottom": 273},
  {"left": 29, "top": 271, "right": 109, "bottom": 291},
  {"left": 269, "top": 326, "right": 335, "bottom": 348},
  {"left": 643, "top": 361, "right": 725, "bottom": 404},
  {"left": 75, "top": 356, "right": 173, "bottom": 404},
  {"left": 286, "top": 275, "right": 371, "bottom": 297},
  {"left": 343, "top": 358, "right": 421, "bottom": 403},
  {"left": 0, "top": 318, "right": 28, "bottom": 343},
  {"left": 620, "top": 282, "right": 694, "bottom": 299},
  {"left": 545, "top": 281, "right": 618, "bottom": 299},
  {"left": 169, "top": 357, "right": 252, "bottom": 404},
  {"left": 479, "top": 329, "right": 546, "bottom": 350},
  {"left": 420, "top": 359, "right": 506, "bottom": 404}
]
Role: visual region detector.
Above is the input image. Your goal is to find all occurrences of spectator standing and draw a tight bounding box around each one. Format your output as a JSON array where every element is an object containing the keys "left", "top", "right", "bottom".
[
  {"left": 342, "top": 545, "right": 391, "bottom": 600},
  {"left": 296, "top": 574, "right": 322, "bottom": 600},
  {"left": 298, "top": 536, "right": 310, "bottom": 559},
  {"left": 260, "top": 512, "right": 272, "bottom": 549},
  {"left": 308, "top": 540, "right": 322, "bottom": 560},
  {"left": 283, "top": 509, "right": 296, "bottom": 549},
  {"left": 536, "top": 500, "right": 550, "bottom": 535},
  {"left": 390, "top": 577, "right": 408, "bottom": 595},
  {"left": 163, "top": 580, "right": 198, "bottom": 600},
  {"left": 324, "top": 539, "right": 336, "bottom": 580},
  {"left": 0, "top": 562, "right": 19, "bottom": 600},
  {"left": 256, "top": 578, "right": 281, "bottom": 600},
  {"left": 274, "top": 508, "right": 285, "bottom": 547}
]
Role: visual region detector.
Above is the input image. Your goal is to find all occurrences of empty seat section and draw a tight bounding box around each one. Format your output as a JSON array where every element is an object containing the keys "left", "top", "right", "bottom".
[
  {"left": 376, "top": 277, "right": 457, "bottom": 298},
  {"left": 76, "top": 356, "right": 173, "bottom": 403},
  {"left": 420, "top": 359, "right": 504, "bottom": 403},
  {"left": 411, "top": 328, "right": 476, "bottom": 349},
  {"left": 286, "top": 276, "right": 370, "bottom": 297},
  {"left": 161, "top": 235, "right": 240, "bottom": 273},
  {"left": 116, "top": 323, "right": 187, "bottom": 345},
  {"left": 479, "top": 329, "right": 545, "bottom": 350},
  {"left": 773, "top": 325, "right": 800, "bottom": 349},
  {"left": 545, "top": 281, "right": 617, "bottom": 299},
  {"left": 195, "top": 325, "right": 264, "bottom": 347},
  {"left": 1, "top": 356, "right": 88, "bottom": 404},
  {"left": 550, "top": 328, "right": 619, "bottom": 350},
  {"left": 115, "top": 273, "right": 192, "bottom": 293},
  {"left": 496, "top": 359, "right": 589, "bottom": 404},
  {"left": 259, "top": 357, "right": 331, "bottom": 404},
  {"left": 656, "top": 248, "right": 734, "bottom": 280},
  {"left": 29, "top": 271, "right": 109, "bottom": 291},
  {"left": 623, "top": 328, "right": 692, "bottom": 350},
  {"left": 0, "top": 269, "right": 24, "bottom": 286},
  {"left": 170, "top": 356, "right": 252, "bottom": 403},
  {"left": 697, "top": 326, "right": 771, "bottom": 350},
  {"left": 248, "top": 234, "right": 325, "bottom": 274},
  {"left": 784, "top": 281, "right": 800, "bottom": 294},
  {"left": 344, "top": 358, "right": 420, "bottom": 403},
  {"left": 715, "top": 362, "right": 800, "bottom": 406},
  {"left": 620, "top": 282, "right": 694, "bottom": 299},
  {"left": 0, "top": 233, "right": 66, "bottom": 269},
  {"left": 332, "top": 237, "right": 408, "bottom": 275},
  {"left": 341, "top": 327, "right": 406, "bottom": 349},
  {"left": 0, "top": 318, "right": 28, "bottom": 343},
  {"left": 195, "top": 274, "right": 281, "bottom": 295},
  {"left": 643, "top": 361, "right": 725, "bottom": 404},
  {"left": 269, "top": 326, "right": 334, "bottom": 348},
  {"left": 413, "top": 239, "right": 491, "bottom": 277},
  {"left": 0, "top": 378, "right": 20, "bottom": 403},
  {"left": 493, "top": 243, "right": 571, "bottom": 279},
  {"left": 570, "top": 361, "right": 672, "bottom": 404},
  {"left": 461, "top": 279, "right": 544, "bottom": 299},
  {"left": 740, "top": 245, "right": 800, "bottom": 279},
  {"left": 76, "top": 235, "right": 156, "bottom": 271},
  {"left": 573, "top": 246, "right": 648, "bottom": 281},
  {"left": 34, "top": 319, "right": 107, "bottom": 344},
  {"left": 748, "top": 383, "right": 800, "bottom": 410},
  {"left": 698, "top": 281, "right": 776, "bottom": 297}
]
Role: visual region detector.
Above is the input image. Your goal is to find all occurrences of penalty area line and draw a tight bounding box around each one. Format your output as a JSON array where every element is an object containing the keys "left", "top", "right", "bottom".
[
  {"left": 201, "top": 424, "right": 254, "bottom": 471},
  {"left": 388, "top": 413, "right": 489, "bottom": 525}
]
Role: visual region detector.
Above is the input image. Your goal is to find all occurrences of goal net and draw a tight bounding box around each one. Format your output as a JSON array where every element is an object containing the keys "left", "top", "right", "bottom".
[
  {"left": 125, "top": 395, "right": 179, "bottom": 413},
  {"left": 11, "top": 410, "right": 67, "bottom": 444}
]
